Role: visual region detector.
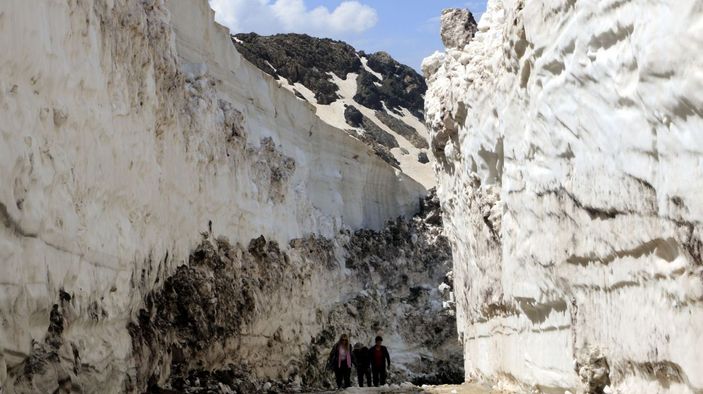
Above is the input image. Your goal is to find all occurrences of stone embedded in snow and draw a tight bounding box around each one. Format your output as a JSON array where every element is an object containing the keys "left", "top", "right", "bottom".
[
  {"left": 438, "top": 282, "right": 451, "bottom": 296},
  {"left": 440, "top": 9, "right": 478, "bottom": 49},
  {"left": 576, "top": 347, "right": 611, "bottom": 394},
  {"left": 425, "top": 0, "right": 703, "bottom": 393}
]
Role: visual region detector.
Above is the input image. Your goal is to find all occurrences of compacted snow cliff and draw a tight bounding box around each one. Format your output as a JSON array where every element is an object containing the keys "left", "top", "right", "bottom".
[
  {"left": 425, "top": 2, "right": 703, "bottom": 394},
  {"left": 0, "top": 0, "right": 462, "bottom": 392}
]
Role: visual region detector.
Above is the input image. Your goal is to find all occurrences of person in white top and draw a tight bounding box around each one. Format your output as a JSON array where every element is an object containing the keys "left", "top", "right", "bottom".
[{"left": 327, "top": 333, "right": 353, "bottom": 388}]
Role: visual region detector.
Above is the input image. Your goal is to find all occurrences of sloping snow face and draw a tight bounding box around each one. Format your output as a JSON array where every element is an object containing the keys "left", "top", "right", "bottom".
[
  {"left": 425, "top": 1, "right": 703, "bottom": 393},
  {"left": 0, "top": 0, "right": 431, "bottom": 392}
]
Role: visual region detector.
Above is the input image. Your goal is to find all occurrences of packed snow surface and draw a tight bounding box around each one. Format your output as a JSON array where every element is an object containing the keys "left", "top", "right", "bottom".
[{"left": 425, "top": 0, "right": 703, "bottom": 393}]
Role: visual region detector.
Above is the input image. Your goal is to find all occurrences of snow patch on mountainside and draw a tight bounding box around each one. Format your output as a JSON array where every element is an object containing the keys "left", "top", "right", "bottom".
[
  {"left": 278, "top": 71, "right": 436, "bottom": 188},
  {"left": 232, "top": 34, "right": 435, "bottom": 188}
]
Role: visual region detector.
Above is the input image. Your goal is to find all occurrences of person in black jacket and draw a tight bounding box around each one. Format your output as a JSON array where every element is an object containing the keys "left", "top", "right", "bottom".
[
  {"left": 327, "top": 334, "right": 353, "bottom": 389},
  {"left": 352, "top": 342, "right": 371, "bottom": 387},
  {"left": 370, "top": 336, "right": 391, "bottom": 386}
]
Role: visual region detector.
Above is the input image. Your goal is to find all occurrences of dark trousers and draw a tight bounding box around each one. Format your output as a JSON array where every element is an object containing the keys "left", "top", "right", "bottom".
[
  {"left": 372, "top": 367, "right": 387, "bottom": 386},
  {"left": 357, "top": 368, "right": 371, "bottom": 387},
  {"left": 334, "top": 366, "right": 351, "bottom": 388}
]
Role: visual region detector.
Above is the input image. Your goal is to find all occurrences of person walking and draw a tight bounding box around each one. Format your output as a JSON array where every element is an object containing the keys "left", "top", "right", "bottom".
[
  {"left": 327, "top": 334, "right": 353, "bottom": 389},
  {"left": 370, "top": 336, "right": 391, "bottom": 386},
  {"left": 352, "top": 342, "right": 371, "bottom": 387}
]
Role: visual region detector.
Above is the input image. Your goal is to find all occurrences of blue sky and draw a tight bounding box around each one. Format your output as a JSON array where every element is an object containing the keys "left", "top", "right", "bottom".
[{"left": 209, "top": 0, "right": 488, "bottom": 71}]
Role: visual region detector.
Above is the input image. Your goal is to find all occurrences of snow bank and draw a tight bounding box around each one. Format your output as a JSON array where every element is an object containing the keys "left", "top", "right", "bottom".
[
  {"left": 0, "top": 0, "right": 427, "bottom": 391},
  {"left": 425, "top": 0, "right": 703, "bottom": 392}
]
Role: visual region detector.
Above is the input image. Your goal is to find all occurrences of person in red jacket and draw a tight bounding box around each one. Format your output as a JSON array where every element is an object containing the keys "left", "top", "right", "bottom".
[{"left": 370, "top": 336, "right": 391, "bottom": 386}]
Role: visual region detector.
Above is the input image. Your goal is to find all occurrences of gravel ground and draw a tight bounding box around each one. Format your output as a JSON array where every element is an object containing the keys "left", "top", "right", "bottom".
[{"left": 310, "top": 382, "right": 498, "bottom": 394}]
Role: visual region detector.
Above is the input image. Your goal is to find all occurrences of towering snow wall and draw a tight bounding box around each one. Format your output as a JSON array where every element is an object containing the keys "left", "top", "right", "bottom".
[
  {"left": 0, "top": 0, "right": 456, "bottom": 392},
  {"left": 425, "top": 1, "right": 703, "bottom": 393}
]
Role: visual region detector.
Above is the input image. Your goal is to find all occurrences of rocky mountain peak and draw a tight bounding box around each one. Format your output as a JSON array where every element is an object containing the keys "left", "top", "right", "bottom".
[
  {"left": 233, "top": 33, "right": 361, "bottom": 105},
  {"left": 355, "top": 50, "right": 426, "bottom": 119},
  {"left": 233, "top": 33, "right": 426, "bottom": 117}
]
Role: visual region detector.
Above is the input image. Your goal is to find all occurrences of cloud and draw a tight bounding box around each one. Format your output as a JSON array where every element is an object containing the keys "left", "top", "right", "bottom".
[{"left": 208, "top": 0, "right": 378, "bottom": 37}]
